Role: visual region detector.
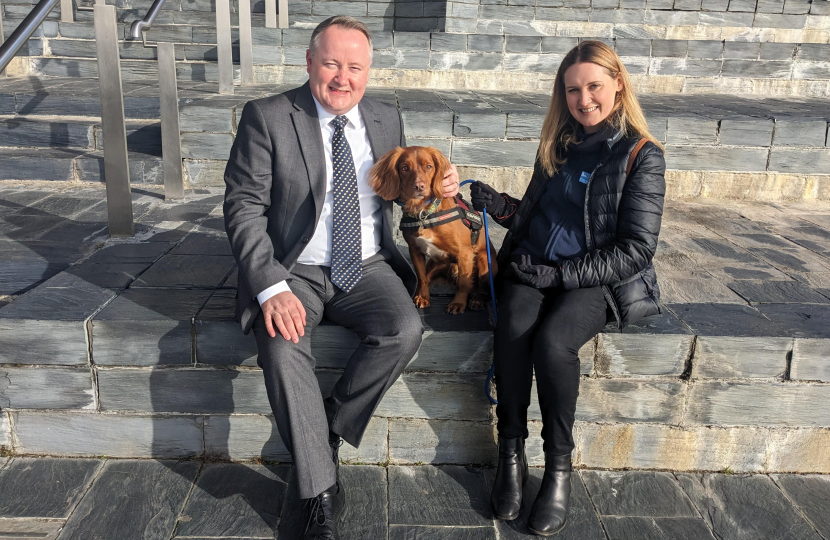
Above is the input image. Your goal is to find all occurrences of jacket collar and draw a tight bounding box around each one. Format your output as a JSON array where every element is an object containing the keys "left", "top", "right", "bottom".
[{"left": 290, "top": 82, "right": 326, "bottom": 220}]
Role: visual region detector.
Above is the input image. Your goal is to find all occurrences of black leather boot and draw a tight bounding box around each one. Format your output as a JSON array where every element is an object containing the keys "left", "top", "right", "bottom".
[
  {"left": 305, "top": 482, "right": 345, "bottom": 539},
  {"left": 527, "top": 453, "right": 571, "bottom": 536},
  {"left": 490, "top": 436, "right": 529, "bottom": 520}
]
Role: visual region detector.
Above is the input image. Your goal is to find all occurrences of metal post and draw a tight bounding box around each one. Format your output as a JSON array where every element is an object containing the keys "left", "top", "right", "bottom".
[
  {"left": 278, "top": 0, "right": 288, "bottom": 29},
  {"left": 265, "top": 0, "right": 276, "bottom": 28},
  {"left": 158, "top": 42, "right": 184, "bottom": 200},
  {"left": 95, "top": 4, "right": 134, "bottom": 237},
  {"left": 60, "top": 0, "right": 73, "bottom": 22},
  {"left": 215, "top": 0, "right": 233, "bottom": 94},
  {"left": 238, "top": 0, "right": 253, "bottom": 84},
  {"left": 0, "top": 0, "right": 6, "bottom": 77}
]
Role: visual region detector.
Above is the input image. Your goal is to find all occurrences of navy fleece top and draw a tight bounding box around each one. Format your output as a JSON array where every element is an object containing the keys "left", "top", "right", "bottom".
[{"left": 514, "top": 124, "right": 615, "bottom": 264}]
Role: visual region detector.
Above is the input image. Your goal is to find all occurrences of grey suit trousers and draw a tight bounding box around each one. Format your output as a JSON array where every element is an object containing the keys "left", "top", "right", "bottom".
[{"left": 252, "top": 254, "right": 423, "bottom": 499}]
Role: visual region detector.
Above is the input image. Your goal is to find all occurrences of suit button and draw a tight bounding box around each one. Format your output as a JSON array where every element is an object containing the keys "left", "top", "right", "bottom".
[{"left": 302, "top": 236, "right": 310, "bottom": 243}]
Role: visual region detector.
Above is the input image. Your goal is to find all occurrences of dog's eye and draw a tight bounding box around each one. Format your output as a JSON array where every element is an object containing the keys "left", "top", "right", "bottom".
[
  {"left": 425, "top": 165, "right": 432, "bottom": 170},
  {"left": 401, "top": 165, "right": 410, "bottom": 171}
]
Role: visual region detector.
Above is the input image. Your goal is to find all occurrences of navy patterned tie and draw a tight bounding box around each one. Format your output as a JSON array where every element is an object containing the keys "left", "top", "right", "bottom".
[{"left": 330, "top": 115, "right": 362, "bottom": 293}]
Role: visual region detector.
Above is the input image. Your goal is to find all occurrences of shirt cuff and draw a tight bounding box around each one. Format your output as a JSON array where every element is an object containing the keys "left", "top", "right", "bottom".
[{"left": 257, "top": 280, "right": 291, "bottom": 305}]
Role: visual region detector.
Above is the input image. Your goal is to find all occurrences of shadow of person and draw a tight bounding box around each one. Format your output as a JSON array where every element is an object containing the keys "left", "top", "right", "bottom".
[{"left": 0, "top": 185, "right": 294, "bottom": 537}]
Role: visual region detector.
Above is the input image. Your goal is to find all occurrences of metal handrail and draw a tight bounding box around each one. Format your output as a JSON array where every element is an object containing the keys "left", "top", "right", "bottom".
[
  {"left": 0, "top": 0, "right": 61, "bottom": 73},
  {"left": 128, "top": 0, "right": 166, "bottom": 41}
]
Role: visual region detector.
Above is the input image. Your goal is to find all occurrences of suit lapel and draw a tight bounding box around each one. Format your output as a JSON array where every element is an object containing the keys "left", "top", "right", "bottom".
[
  {"left": 360, "top": 99, "right": 387, "bottom": 162},
  {"left": 359, "top": 98, "right": 398, "bottom": 245},
  {"left": 291, "top": 83, "right": 327, "bottom": 220}
]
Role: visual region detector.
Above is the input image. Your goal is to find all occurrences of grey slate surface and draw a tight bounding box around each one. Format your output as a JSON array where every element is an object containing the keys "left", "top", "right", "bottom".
[
  {"left": 676, "top": 473, "right": 825, "bottom": 540},
  {"left": 175, "top": 463, "right": 289, "bottom": 537},
  {"left": 581, "top": 471, "right": 699, "bottom": 517},
  {"left": 1, "top": 458, "right": 825, "bottom": 540},
  {"left": 388, "top": 466, "right": 492, "bottom": 526},
  {"left": 56, "top": 460, "right": 200, "bottom": 540},
  {"left": 0, "top": 458, "right": 102, "bottom": 518}
]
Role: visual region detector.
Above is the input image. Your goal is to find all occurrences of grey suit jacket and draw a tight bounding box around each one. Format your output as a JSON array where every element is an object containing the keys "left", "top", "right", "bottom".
[{"left": 223, "top": 82, "right": 416, "bottom": 334}]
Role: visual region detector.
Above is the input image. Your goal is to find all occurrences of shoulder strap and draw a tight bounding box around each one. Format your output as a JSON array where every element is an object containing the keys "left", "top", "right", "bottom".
[{"left": 626, "top": 138, "right": 649, "bottom": 177}]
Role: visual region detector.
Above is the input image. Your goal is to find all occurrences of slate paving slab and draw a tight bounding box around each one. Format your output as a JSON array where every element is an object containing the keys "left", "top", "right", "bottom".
[
  {"left": 0, "top": 458, "right": 102, "bottom": 518},
  {"left": 389, "top": 526, "right": 497, "bottom": 539},
  {"left": 168, "top": 232, "right": 233, "bottom": 256},
  {"left": 57, "top": 460, "right": 201, "bottom": 540},
  {"left": 771, "top": 474, "right": 830, "bottom": 539},
  {"left": 581, "top": 471, "right": 699, "bottom": 518},
  {"left": 494, "top": 469, "right": 606, "bottom": 540},
  {"left": 278, "top": 465, "right": 389, "bottom": 540},
  {"left": 600, "top": 516, "right": 716, "bottom": 540},
  {"left": 675, "top": 473, "right": 824, "bottom": 540},
  {"left": 726, "top": 279, "right": 830, "bottom": 304},
  {"left": 175, "top": 463, "right": 289, "bottom": 538},
  {"left": 0, "top": 519, "right": 64, "bottom": 540},
  {"left": 129, "top": 253, "right": 235, "bottom": 289},
  {"left": 754, "top": 303, "right": 830, "bottom": 339},
  {"left": 388, "top": 466, "right": 492, "bottom": 527},
  {"left": 64, "top": 261, "right": 150, "bottom": 289}
]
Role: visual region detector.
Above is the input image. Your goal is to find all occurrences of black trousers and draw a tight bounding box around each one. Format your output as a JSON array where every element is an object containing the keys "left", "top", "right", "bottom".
[{"left": 494, "top": 279, "right": 609, "bottom": 456}]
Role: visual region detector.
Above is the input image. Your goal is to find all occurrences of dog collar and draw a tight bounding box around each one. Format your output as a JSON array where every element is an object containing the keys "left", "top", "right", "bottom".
[{"left": 399, "top": 197, "right": 442, "bottom": 220}]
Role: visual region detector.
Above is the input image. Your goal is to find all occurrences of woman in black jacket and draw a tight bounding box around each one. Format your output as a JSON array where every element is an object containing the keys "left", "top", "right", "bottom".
[{"left": 470, "top": 40, "right": 666, "bottom": 536}]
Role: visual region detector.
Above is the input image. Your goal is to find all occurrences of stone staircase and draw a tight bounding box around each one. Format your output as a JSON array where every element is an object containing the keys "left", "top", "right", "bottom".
[
  {"left": 1, "top": 187, "right": 829, "bottom": 474},
  {"left": 1, "top": 0, "right": 829, "bottom": 472}
]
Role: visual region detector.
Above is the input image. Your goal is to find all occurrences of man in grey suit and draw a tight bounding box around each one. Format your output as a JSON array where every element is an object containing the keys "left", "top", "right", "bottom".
[{"left": 224, "top": 15, "right": 459, "bottom": 539}]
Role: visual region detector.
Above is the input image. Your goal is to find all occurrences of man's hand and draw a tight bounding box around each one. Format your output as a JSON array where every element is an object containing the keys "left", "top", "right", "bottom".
[
  {"left": 261, "top": 291, "right": 307, "bottom": 343},
  {"left": 442, "top": 164, "right": 460, "bottom": 198}
]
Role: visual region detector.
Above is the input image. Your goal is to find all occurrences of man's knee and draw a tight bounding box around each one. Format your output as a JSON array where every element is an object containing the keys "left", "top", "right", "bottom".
[
  {"left": 372, "top": 304, "right": 423, "bottom": 355},
  {"left": 393, "top": 306, "right": 424, "bottom": 351}
]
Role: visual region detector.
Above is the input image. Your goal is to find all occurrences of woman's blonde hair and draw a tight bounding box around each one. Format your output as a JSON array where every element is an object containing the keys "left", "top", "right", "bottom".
[{"left": 537, "top": 40, "right": 663, "bottom": 177}]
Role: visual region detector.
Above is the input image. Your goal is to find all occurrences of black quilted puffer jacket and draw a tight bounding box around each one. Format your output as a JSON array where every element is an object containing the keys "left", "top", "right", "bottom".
[{"left": 493, "top": 130, "right": 666, "bottom": 329}]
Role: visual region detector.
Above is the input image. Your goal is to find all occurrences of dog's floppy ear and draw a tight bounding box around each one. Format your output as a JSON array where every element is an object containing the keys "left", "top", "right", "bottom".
[
  {"left": 370, "top": 147, "right": 406, "bottom": 201},
  {"left": 427, "top": 147, "right": 452, "bottom": 198}
]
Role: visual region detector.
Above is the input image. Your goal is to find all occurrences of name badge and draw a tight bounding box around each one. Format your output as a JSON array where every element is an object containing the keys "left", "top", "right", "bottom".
[{"left": 579, "top": 171, "right": 591, "bottom": 184}]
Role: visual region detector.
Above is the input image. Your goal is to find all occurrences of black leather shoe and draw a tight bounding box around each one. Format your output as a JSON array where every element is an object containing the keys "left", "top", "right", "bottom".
[
  {"left": 490, "top": 436, "right": 529, "bottom": 520},
  {"left": 305, "top": 482, "right": 346, "bottom": 540},
  {"left": 528, "top": 453, "right": 572, "bottom": 536},
  {"left": 329, "top": 431, "right": 343, "bottom": 476}
]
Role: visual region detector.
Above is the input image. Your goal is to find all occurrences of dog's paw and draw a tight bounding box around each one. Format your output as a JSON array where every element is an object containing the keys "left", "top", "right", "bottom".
[
  {"left": 413, "top": 295, "right": 430, "bottom": 309},
  {"left": 446, "top": 302, "right": 466, "bottom": 314},
  {"left": 468, "top": 297, "right": 485, "bottom": 311}
]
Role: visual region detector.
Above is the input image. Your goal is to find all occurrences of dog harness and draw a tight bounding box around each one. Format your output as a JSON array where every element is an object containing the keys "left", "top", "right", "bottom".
[{"left": 398, "top": 195, "right": 483, "bottom": 245}]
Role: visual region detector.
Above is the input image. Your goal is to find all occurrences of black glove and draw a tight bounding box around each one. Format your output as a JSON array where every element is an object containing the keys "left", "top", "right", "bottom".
[
  {"left": 470, "top": 182, "right": 507, "bottom": 216},
  {"left": 510, "top": 255, "right": 562, "bottom": 289}
]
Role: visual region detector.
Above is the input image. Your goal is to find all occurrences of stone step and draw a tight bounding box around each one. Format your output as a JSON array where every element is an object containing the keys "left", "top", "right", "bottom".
[
  {"left": 8, "top": 32, "right": 830, "bottom": 96},
  {"left": 2, "top": 79, "right": 829, "bottom": 199},
  {"left": 0, "top": 117, "right": 162, "bottom": 154},
  {"left": 5, "top": 0, "right": 830, "bottom": 43},
  {"left": 1, "top": 188, "right": 829, "bottom": 471},
  {"left": 0, "top": 148, "right": 164, "bottom": 183},
  {"left": 0, "top": 191, "right": 830, "bottom": 472}
]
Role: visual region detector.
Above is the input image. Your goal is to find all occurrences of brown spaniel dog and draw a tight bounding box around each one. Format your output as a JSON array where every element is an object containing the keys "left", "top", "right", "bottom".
[{"left": 370, "top": 146, "right": 497, "bottom": 314}]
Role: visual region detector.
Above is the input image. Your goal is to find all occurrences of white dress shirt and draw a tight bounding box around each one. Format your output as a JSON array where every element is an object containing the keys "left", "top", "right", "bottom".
[{"left": 257, "top": 96, "right": 383, "bottom": 305}]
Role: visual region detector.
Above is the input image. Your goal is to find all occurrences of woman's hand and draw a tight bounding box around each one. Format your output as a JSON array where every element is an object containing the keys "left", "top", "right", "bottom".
[
  {"left": 510, "top": 255, "right": 562, "bottom": 289},
  {"left": 470, "top": 182, "right": 507, "bottom": 216}
]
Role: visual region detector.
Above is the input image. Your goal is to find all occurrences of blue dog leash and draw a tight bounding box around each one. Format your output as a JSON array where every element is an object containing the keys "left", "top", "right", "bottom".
[{"left": 459, "top": 179, "right": 498, "bottom": 405}]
